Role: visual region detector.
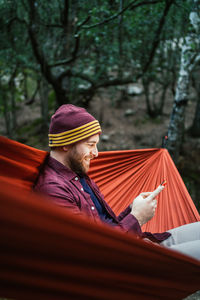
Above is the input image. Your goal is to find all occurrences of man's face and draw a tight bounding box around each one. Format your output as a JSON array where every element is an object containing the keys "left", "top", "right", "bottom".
[{"left": 66, "top": 134, "right": 99, "bottom": 176}]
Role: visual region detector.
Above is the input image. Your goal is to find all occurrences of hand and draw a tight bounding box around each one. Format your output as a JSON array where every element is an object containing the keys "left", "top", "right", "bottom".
[
  {"left": 130, "top": 185, "right": 164, "bottom": 226},
  {"left": 143, "top": 238, "right": 158, "bottom": 245}
]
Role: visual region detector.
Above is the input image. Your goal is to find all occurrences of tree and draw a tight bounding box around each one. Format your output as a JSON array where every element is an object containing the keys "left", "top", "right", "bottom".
[
  {"left": 1, "top": 0, "right": 179, "bottom": 108},
  {"left": 190, "top": 66, "right": 200, "bottom": 136},
  {"left": 0, "top": 0, "right": 195, "bottom": 137},
  {"left": 167, "top": 0, "right": 200, "bottom": 162}
]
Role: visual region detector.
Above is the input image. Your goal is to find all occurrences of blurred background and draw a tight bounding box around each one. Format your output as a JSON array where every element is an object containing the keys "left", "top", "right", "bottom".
[{"left": 0, "top": 0, "right": 200, "bottom": 213}]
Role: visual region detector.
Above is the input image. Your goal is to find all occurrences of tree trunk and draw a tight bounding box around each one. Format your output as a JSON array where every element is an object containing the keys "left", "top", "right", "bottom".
[
  {"left": 167, "top": 0, "right": 200, "bottom": 162},
  {"left": 1, "top": 88, "right": 12, "bottom": 137},
  {"left": 142, "top": 75, "right": 168, "bottom": 118},
  {"left": 166, "top": 55, "right": 189, "bottom": 162},
  {"left": 190, "top": 66, "right": 200, "bottom": 136},
  {"left": 191, "top": 96, "right": 200, "bottom": 136},
  {"left": 9, "top": 76, "right": 17, "bottom": 137},
  {"left": 28, "top": 0, "right": 70, "bottom": 107},
  {"left": 118, "top": 0, "right": 124, "bottom": 78},
  {"left": 39, "top": 78, "right": 49, "bottom": 132}
]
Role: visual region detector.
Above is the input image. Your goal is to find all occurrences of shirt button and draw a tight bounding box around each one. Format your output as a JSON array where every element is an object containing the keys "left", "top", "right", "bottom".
[
  {"left": 91, "top": 206, "right": 95, "bottom": 210},
  {"left": 81, "top": 188, "right": 84, "bottom": 191},
  {"left": 75, "top": 177, "right": 78, "bottom": 181}
]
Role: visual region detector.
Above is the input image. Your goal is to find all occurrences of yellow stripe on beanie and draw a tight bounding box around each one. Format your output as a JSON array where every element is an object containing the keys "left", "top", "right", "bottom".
[{"left": 49, "top": 120, "right": 101, "bottom": 147}]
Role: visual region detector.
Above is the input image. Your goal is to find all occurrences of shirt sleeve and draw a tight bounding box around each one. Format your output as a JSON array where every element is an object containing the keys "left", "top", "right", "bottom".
[
  {"left": 113, "top": 205, "right": 142, "bottom": 235},
  {"left": 117, "top": 205, "right": 132, "bottom": 220},
  {"left": 35, "top": 181, "right": 84, "bottom": 217},
  {"left": 89, "top": 178, "right": 143, "bottom": 235},
  {"left": 116, "top": 205, "right": 170, "bottom": 241}
]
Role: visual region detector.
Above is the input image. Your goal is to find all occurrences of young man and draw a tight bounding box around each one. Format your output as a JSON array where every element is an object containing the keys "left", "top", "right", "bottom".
[{"left": 34, "top": 104, "right": 200, "bottom": 260}]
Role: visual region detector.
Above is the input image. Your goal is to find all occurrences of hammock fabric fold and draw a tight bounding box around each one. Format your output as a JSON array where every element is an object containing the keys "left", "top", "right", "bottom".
[
  {"left": 89, "top": 148, "right": 200, "bottom": 232},
  {"left": 0, "top": 136, "right": 200, "bottom": 299},
  {"left": 0, "top": 135, "right": 48, "bottom": 190}
]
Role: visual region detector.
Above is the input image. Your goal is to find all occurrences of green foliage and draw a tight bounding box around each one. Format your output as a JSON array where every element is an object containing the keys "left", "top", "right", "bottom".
[{"left": 0, "top": 0, "right": 195, "bottom": 109}]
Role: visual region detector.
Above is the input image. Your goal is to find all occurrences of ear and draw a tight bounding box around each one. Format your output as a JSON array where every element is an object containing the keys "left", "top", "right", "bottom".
[{"left": 62, "top": 146, "right": 70, "bottom": 152}]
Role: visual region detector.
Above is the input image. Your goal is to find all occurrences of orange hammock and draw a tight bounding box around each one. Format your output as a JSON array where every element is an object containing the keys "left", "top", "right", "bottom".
[
  {"left": 89, "top": 148, "right": 200, "bottom": 233},
  {"left": 0, "top": 136, "right": 200, "bottom": 300}
]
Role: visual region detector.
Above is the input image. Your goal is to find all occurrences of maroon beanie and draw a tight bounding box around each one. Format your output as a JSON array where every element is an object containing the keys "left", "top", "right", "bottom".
[{"left": 48, "top": 104, "right": 101, "bottom": 147}]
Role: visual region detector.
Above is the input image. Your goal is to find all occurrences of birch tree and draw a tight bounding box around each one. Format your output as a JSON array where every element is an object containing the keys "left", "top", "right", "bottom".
[
  {"left": 167, "top": 0, "right": 200, "bottom": 162},
  {"left": 190, "top": 67, "right": 200, "bottom": 136}
]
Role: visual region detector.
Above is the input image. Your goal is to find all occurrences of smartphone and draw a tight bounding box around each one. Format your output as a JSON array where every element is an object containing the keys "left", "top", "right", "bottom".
[
  {"left": 148, "top": 180, "right": 167, "bottom": 200},
  {"left": 160, "top": 180, "right": 167, "bottom": 187}
]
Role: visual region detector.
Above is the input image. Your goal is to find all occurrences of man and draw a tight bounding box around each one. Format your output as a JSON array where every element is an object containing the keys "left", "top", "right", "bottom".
[{"left": 34, "top": 104, "right": 200, "bottom": 260}]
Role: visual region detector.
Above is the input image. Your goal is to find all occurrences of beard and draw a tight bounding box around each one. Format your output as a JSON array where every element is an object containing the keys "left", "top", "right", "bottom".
[{"left": 66, "top": 145, "right": 90, "bottom": 177}]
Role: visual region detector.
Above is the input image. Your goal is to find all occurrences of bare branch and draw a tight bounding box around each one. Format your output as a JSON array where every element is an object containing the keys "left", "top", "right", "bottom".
[
  {"left": 7, "top": 16, "right": 27, "bottom": 28},
  {"left": 142, "top": 0, "right": 175, "bottom": 73},
  {"left": 95, "top": 75, "right": 139, "bottom": 89},
  {"left": 58, "top": 69, "right": 95, "bottom": 86},
  {"left": 81, "top": 0, "right": 164, "bottom": 30},
  {"left": 62, "top": 0, "right": 69, "bottom": 28},
  {"left": 28, "top": 0, "right": 55, "bottom": 86},
  {"left": 76, "top": 16, "right": 91, "bottom": 32},
  {"left": 48, "top": 34, "right": 81, "bottom": 68},
  {"left": 37, "top": 23, "right": 63, "bottom": 29},
  {"left": 25, "top": 80, "right": 40, "bottom": 105}
]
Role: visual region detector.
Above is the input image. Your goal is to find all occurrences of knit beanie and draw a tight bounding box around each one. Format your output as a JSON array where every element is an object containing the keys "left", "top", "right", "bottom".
[{"left": 48, "top": 104, "right": 101, "bottom": 147}]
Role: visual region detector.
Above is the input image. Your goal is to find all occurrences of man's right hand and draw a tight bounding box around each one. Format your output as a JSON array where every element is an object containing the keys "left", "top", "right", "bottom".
[{"left": 130, "top": 185, "right": 164, "bottom": 226}]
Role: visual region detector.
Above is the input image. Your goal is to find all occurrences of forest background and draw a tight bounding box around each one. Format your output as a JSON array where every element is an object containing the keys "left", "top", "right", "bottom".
[{"left": 0, "top": 0, "right": 200, "bottom": 214}]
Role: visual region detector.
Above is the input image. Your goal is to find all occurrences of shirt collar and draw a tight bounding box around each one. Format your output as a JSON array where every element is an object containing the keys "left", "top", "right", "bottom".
[{"left": 47, "top": 155, "right": 78, "bottom": 181}]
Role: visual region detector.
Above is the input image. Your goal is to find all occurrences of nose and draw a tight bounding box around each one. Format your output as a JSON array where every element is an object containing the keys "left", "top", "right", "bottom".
[{"left": 92, "top": 145, "right": 98, "bottom": 157}]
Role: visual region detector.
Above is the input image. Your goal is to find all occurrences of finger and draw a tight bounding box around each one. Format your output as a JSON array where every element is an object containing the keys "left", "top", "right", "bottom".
[
  {"left": 146, "top": 185, "right": 164, "bottom": 201},
  {"left": 140, "top": 192, "right": 152, "bottom": 198},
  {"left": 152, "top": 199, "right": 157, "bottom": 207}
]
